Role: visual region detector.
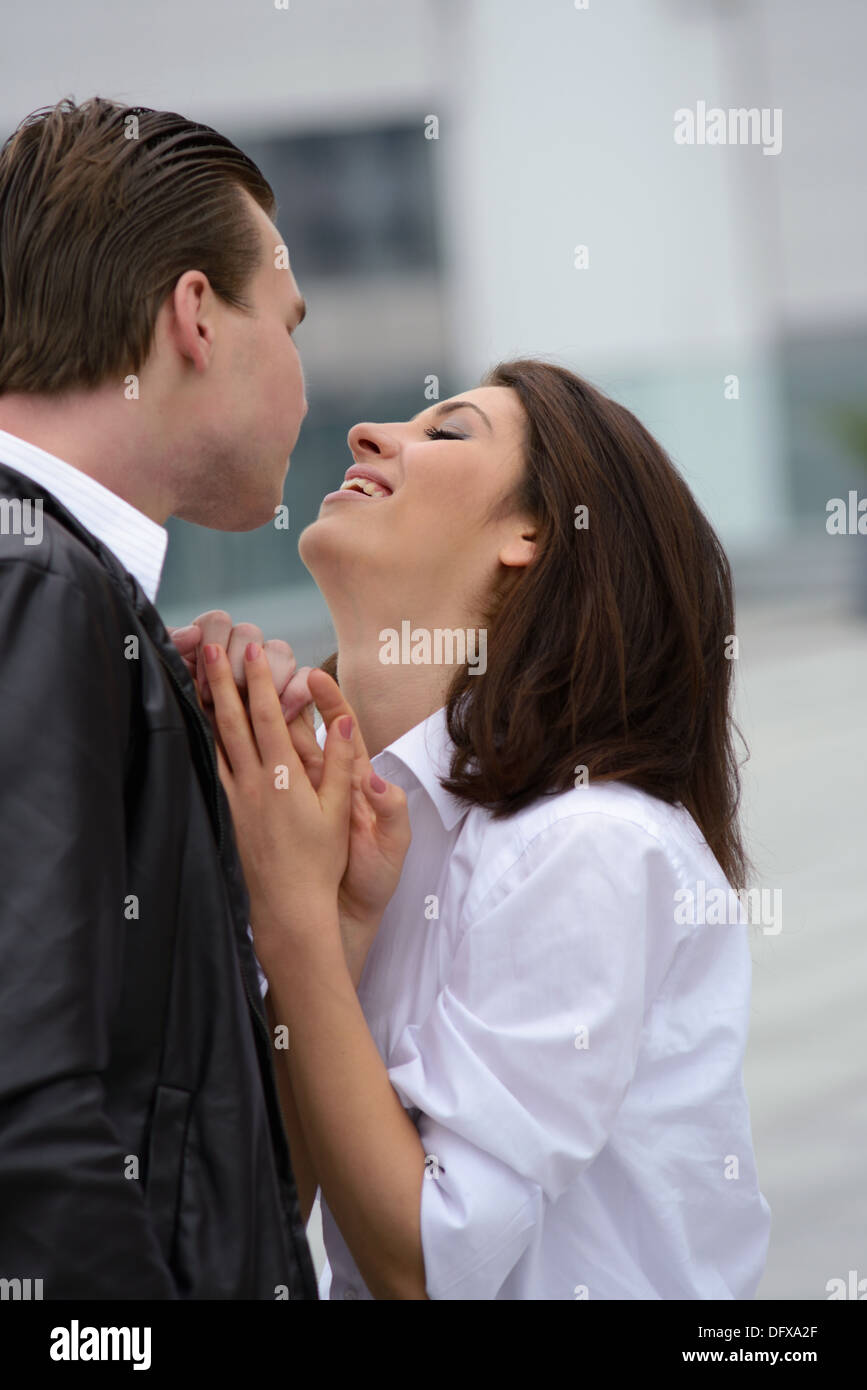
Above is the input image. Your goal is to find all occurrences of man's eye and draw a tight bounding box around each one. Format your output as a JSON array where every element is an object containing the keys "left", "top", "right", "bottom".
[{"left": 424, "top": 426, "right": 465, "bottom": 441}]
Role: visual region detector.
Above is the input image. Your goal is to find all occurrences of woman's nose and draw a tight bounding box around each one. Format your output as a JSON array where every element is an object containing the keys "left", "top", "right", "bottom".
[{"left": 347, "top": 421, "right": 399, "bottom": 459}]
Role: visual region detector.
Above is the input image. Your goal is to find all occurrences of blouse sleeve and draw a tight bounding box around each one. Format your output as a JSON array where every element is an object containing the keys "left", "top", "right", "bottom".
[{"left": 385, "top": 810, "right": 675, "bottom": 1300}]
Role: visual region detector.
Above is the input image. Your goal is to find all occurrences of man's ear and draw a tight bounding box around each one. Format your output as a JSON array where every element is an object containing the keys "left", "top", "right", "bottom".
[{"left": 166, "top": 269, "right": 216, "bottom": 372}]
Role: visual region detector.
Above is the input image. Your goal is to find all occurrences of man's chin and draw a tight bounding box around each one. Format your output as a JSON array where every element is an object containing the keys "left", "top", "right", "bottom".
[{"left": 173, "top": 496, "right": 282, "bottom": 532}]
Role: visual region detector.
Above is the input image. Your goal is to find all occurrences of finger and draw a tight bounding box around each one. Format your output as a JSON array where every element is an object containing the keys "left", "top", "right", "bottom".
[
  {"left": 280, "top": 666, "right": 314, "bottom": 725},
  {"left": 168, "top": 623, "right": 201, "bottom": 685},
  {"left": 225, "top": 622, "right": 266, "bottom": 694},
  {"left": 262, "top": 640, "right": 298, "bottom": 709},
  {"left": 214, "top": 739, "right": 233, "bottom": 794},
  {"left": 349, "top": 778, "right": 377, "bottom": 838},
  {"left": 318, "top": 712, "right": 356, "bottom": 832},
  {"left": 287, "top": 707, "right": 324, "bottom": 790},
  {"left": 193, "top": 610, "right": 234, "bottom": 645},
  {"left": 169, "top": 623, "right": 202, "bottom": 658},
  {"left": 193, "top": 610, "right": 234, "bottom": 704},
  {"left": 361, "top": 771, "right": 411, "bottom": 848},
  {"left": 204, "top": 643, "right": 259, "bottom": 773},
  {"left": 244, "top": 642, "right": 298, "bottom": 774},
  {"left": 306, "top": 668, "right": 370, "bottom": 765}
]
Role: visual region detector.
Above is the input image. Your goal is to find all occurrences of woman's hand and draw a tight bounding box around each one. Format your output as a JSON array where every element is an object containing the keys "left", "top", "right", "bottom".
[
  {"left": 173, "top": 617, "right": 412, "bottom": 986},
  {"left": 304, "top": 670, "right": 411, "bottom": 986},
  {"left": 169, "top": 612, "right": 328, "bottom": 792},
  {"left": 204, "top": 640, "right": 356, "bottom": 964}
]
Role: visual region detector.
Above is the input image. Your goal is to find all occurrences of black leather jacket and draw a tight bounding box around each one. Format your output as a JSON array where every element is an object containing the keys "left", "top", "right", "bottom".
[{"left": 0, "top": 462, "right": 317, "bottom": 1300}]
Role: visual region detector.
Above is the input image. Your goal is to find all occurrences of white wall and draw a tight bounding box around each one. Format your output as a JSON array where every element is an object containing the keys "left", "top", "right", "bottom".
[
  {"left": 428, "top": 0, "right": 865, "bottom": 542},
  {"left": 434, "top": 0, "right": 765, "bottom": 371}
]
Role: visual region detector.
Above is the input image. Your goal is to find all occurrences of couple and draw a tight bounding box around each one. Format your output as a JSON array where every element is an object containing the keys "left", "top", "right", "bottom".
[{"left": 0, "top": 97, "right": 770, "bottom": 1301}]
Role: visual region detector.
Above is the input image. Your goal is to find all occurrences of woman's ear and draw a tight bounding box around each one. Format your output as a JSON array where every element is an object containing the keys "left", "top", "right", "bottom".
[{"left": 499, "top": 522, "right": 537, "bottom": 570}]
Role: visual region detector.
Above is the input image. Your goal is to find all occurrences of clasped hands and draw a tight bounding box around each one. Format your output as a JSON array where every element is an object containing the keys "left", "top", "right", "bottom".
[{"left": 170, "top": 612, "right": 410, "bottom": 988}]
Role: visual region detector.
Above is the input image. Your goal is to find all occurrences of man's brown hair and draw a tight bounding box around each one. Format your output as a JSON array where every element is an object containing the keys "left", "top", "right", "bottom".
[{"left": 0, "top": 95, "right": 276, "bottom": 394}]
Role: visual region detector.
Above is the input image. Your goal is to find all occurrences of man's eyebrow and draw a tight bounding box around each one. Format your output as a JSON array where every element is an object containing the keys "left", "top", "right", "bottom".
[{"left": 415, "top": 399, "right": 493, "bottom": 432}]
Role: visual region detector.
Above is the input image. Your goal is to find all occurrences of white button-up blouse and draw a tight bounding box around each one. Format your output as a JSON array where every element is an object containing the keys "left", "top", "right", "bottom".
[{"left": 315, "top": 705, "right": 771, "bottom": 1300}]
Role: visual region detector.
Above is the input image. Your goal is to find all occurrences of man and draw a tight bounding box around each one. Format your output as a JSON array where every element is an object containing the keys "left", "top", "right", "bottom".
[{"left": 0, "top": 96, "right": 316, "bottom": 1298}]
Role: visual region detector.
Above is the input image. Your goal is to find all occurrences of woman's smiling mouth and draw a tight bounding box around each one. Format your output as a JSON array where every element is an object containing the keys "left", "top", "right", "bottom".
[
  {"left": 322, "top": 464, "right": 394, "bottom": 504},
  {"left": 337, "top": 477, "right": 391, "bottom": 498}
]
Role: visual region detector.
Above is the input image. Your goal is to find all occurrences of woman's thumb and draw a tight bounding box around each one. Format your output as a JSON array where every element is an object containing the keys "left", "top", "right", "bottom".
[
  {"left": 319, "top": 713, "right": 356, "bottom": 820},
  {"left": 362, "top": 770, "right": 411, "bottom": 845}
]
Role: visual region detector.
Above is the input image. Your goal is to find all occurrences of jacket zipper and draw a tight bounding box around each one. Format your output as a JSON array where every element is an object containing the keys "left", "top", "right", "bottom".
[{"left": 154, "top": 648, "right": 226, "bottom": 858}]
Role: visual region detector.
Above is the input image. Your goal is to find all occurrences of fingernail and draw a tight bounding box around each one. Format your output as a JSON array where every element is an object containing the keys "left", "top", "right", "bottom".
[
  {"left": 370, "top": 770, "right": 387, "bottom": 792},
  {"left": 246, "top": 642, "right": 262, "bottom": 662},
  {"left": 338, "top": 715, "right": 353, "bottom": 740},
  {"left": 204, "top": 644, "right": 220, "bottom": 664}
]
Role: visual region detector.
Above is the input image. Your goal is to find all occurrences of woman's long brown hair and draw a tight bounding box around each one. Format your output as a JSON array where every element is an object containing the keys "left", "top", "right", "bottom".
[{"left": 321, "top": 358, "right": 749, "bottom": 889}]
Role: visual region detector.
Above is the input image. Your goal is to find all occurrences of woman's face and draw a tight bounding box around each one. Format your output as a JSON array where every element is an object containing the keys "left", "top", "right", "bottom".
[{"left": 299, "top": 385, "right": 535, "bottom": 625}]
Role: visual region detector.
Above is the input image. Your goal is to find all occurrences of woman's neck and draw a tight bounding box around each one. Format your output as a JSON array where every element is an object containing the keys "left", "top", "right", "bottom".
[{"left": 332, "top": 631, "right": 457, "bottom": 758}]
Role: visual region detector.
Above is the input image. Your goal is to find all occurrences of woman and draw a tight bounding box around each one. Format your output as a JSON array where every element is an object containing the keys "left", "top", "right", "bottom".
[{"left": 198, "top": 358, "right": 771, "bottom": 1300}]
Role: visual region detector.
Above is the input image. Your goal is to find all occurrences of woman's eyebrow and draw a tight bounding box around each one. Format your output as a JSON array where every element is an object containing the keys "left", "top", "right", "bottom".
[{"left": 414, "top": 400, "right": 494, "bottom": 433}]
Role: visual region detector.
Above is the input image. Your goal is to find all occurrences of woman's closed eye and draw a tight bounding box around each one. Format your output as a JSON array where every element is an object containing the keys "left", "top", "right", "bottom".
[{"left": 424, "top": 426, "right": 467, "bottom": 441}]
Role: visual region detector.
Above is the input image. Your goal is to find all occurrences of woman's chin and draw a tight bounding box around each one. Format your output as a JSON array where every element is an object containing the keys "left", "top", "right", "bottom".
[{"left": 298, "top": 518, "right": 353, "bottom": 585}]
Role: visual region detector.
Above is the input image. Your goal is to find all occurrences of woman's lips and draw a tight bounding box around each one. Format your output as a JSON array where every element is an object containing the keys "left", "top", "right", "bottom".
[{"left": 321, "top": 488, "right": 389, "bottom": 504}]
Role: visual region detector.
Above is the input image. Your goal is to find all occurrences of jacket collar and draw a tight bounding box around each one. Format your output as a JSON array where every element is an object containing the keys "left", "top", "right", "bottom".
[
  {"left": 0, "top": 461, "right": 193, "bottom": 692},
  {"left": 0, "top": 430, "right": 167, "bottom": 602}
]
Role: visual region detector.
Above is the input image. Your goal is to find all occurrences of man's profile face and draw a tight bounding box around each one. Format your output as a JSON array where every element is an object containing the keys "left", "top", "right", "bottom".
[{"left": 172, "top": 188, "right": 308, "bottom": 532}]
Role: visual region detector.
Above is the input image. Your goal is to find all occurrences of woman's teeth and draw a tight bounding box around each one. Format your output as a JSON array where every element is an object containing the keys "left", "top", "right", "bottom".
[{"left": 339, "top": 479, "right": 390, "bottom": 498}]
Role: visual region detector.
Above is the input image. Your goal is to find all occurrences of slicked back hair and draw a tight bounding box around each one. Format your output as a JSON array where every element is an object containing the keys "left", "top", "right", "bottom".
[{"left": 0, "top": 95, "right": 276, "bottom": 394}]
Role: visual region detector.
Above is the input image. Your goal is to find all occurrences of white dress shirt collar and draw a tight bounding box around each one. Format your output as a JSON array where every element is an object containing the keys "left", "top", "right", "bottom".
[
  {"left": 0, "top": 427, "right": 168, "bottom": 603},
  {"left": 370, "top": 705, "right": 470, "bottom": 832}
]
